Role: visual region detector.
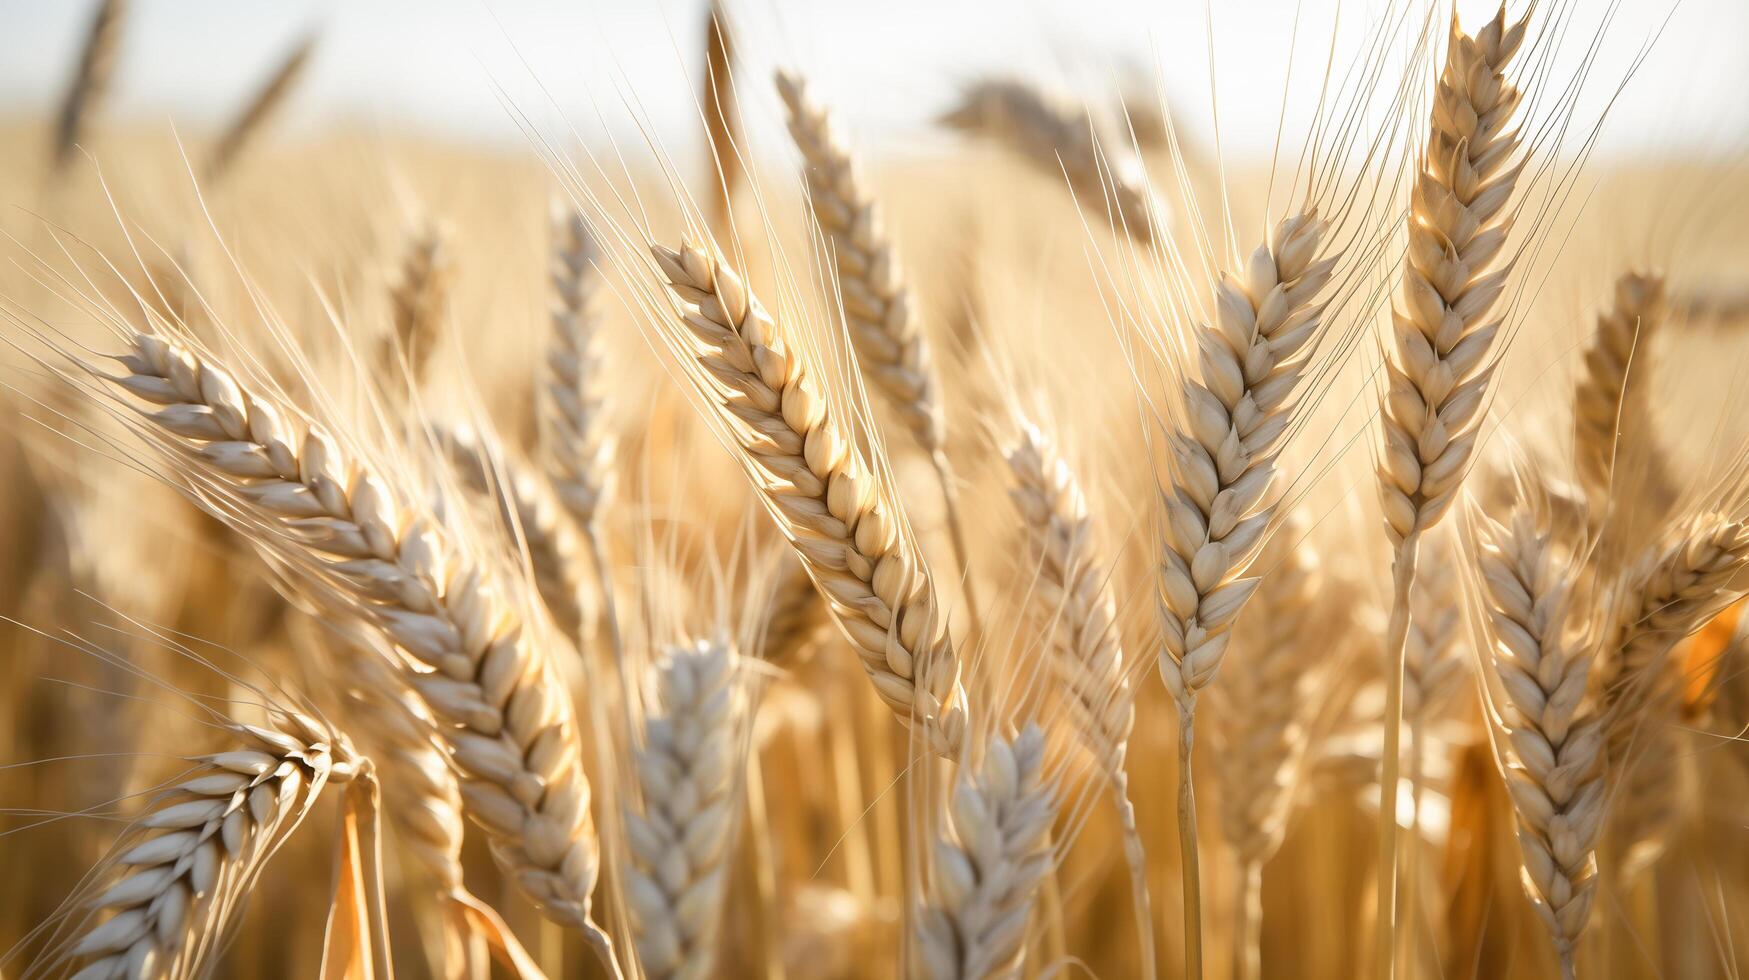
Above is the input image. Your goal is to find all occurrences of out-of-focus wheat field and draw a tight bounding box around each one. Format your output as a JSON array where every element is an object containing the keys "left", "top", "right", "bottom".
[{"left": 3, "top": 2, "right": 1749, "bottom": 979}]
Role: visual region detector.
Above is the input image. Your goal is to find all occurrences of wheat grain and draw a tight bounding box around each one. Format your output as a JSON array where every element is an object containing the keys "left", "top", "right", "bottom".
[
  {"left": 47, "top": 709, "right": 364, "bottom": 980},
  {"left": 649, "top": 239, "right": 967, "bottom": 756},
  {"left": 622, "top": 639, "right": 744, "bottom": 980},
  {"left": 88, "top": 332, "right": 617, "bottom": 962},
  {"left": 913, "top": 724, "right": 1057, "bottom": 980},
  {"left": 1472, "top": 499, "right": 1605, "bottom": 980},
  {"left": 939, "top": 78, "right": 1158, "bottom": 245}
]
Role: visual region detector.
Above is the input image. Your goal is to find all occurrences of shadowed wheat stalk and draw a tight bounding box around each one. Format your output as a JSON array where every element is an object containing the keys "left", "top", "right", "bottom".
[
  {"left": 204, "top": 33, "right": 316, "bottom": 185},
  {"left": 52, "top": 0, "right": 125, "bottom": 174}
]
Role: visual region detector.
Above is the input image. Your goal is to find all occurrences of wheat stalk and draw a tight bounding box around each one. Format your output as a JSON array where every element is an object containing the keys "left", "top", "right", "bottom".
[
  {"left": 443, "top": 426, "right": 586, "bottom": 641},
  {"left": 1373, "top": 11, "right": 1532, "bottom": 972},
  {"left": 1211, "top": 524, "right": 1322, "bottom": 980},
  {"left": 648, "top": 239, "right": 967, "bottom": 756},
  {"left": 939, "top": 78, "right": 1158, "bottom": 245},
  {"left": 775, "top": 71, "right": 983, "bottom": 635},
  {"left": 204, "top": 34, "right": 316, "bottom": 185},
  {"left": 622, "top": 639, "right": 744, "bottom": 980},
  {"left": 1472, "top": 499, "right": 1605, "bottom": 980},
  {"left": 44, "top": 708, "right": 366, "bottom": 980},
  {"left": 913, "top": 724, "right": 1057, "bottom": 980},
  {"left": 86, "top": 331, "right": 618, "bottom": 967},
  {"left": 1572, "top": 271, "right": 1666, "bottom": 516},
  {"left": 1152, "top": 208, "right": 1336, "bottom": 977},
  {"left": 1002, "top": 417, "right": 1152, "bottom": 977},
  {"left": 52, "top": 0, "right": 125, "bottom": 174}
]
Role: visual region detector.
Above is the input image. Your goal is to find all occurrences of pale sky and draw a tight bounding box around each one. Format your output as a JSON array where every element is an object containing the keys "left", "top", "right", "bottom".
[{"left": 1, "top": 0, "right": 1743, "bottom": 163}]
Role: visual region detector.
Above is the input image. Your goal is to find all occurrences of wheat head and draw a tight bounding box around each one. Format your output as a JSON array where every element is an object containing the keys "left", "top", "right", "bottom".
[
  {"left": 649, "top": 239, "right": 967, "bottom": 756},
  {"left": 1572, "top": 271, "right": 1666, "bottom": 515},
  {"left": 1377, "top": 7, "right": 1531, "bottom": 544},
  {"left": 622, "top": 639, "right": 744, "bottom": 980}
]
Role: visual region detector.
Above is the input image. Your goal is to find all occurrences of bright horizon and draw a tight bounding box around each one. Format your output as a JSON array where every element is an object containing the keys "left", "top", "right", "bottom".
[{"left": 1, "top": 0, "right": 1743, "bottom": 165}]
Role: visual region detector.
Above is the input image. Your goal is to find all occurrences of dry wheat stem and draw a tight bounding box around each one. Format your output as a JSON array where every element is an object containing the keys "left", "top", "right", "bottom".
[
  {"left": 92, "top": 332, "right": 619, "bottom": 969},
  {"left": 1212, "top": 528, "right": 1321, "bottom": 980},
  {"left": 650, "top": 238, "right": 967, "bottom": 757},
  {"left": 53, "top": 0, "right": 124, "bottom": 174},
  {"left": 913, "top": 725, "right": 1058, "bottom": 980},
  {"left": 775, "top": 71, "right": 984, "bottom": 638},
  {"left": 1374, "top": 11, "right": 1531, "bottom": 973},
  {"left": 1152, "top": 208, "right": 1336, "bottom": 979},
  {"left": 622, "top": 640, "right": 743, "bottom": 980},
  {"left": 204, "top": 34, "right": 316, "bottom": 185},
  {"left": 47, "top": 709, "right": 365, "bottom": 980},
  {"left": 1003, "top": 419, "right": 1153, "bottom": 979},
  {"left": 1475, "top": 503, "right": 1605, "bottom": 979},
  {"left": 1572, "top": 271, "right": 1666, "bottom": 518},
  {"left": 443, "top": 427, "right": 586, "bottom": 641},
  {"left": 939, "top": 78, "right": 1158, "bottom": 245}
]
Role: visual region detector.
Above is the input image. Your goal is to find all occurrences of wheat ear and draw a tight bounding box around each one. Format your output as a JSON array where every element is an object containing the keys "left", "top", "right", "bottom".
[
  {"left": 52, "top": 0, "right": 125, "bottom": 174},
  {"left": 1003, "top": 418, "right": 1152, "bottom": 977},
  {"left": 623, "top": 639, "right": 744, "bottom": 980},
  {"left": 1473, "top": 501, "right": 1605, "bottom": 980},
  {"left": 1212, "top": 525, "right": 1322, "bottom": 980},
  {"left": 93, "top": 332, "right": 617, "bottom": 965},
  {"left": 383, "top": 220, "right": 452, "bottom": 387},
  {"left": 1601, "top": 517, "right": 1749, "bottom": 758},
  {"left": 443, "top": 426, "right": 586, "bottom": 641},
  {"left": 1153, "top": 208, "right": 1336, "bottom": 978},
  {"left": 939, "top": 78, "right": 1158, "bottom": 245},
  {"left": 204, "top": 34, "right": 316, "bottom": 185},
  {"left": 543, "top": 203, "right": 623, "bottom": 663},
  {"left": 1572, "top": 271, "right": 1666, "bottom": 516},
  {"left": 47, "top": 708, "right": 366, "bottom": 980},
  {"left": 1373, "top": 12, "right": 1531, "bottom": 972},
  {"left": 913, "top": 724, "right": 1058, "bottom": 980},
  {"left": 648, "top": 239, "right": 967, "bottom": 755},
  {"left": 775, "top": 71, "right": 983, "bottom": 636}
]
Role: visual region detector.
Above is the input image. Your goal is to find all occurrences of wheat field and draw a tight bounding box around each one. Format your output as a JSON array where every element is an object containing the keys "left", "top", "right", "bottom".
[{"left": 2, "top": 1, "right": 1749, "bottom": 978}]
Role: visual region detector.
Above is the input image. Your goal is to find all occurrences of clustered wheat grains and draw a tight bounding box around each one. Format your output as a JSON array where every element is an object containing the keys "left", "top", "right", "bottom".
[{"left": 12, "top": 1, "right": 1749, "bottom": 978}]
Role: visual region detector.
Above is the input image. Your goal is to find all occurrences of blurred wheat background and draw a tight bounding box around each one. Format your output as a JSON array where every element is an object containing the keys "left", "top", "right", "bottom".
[{"left": 2, "top": 1, "right": 1748, "bottom": 978}]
